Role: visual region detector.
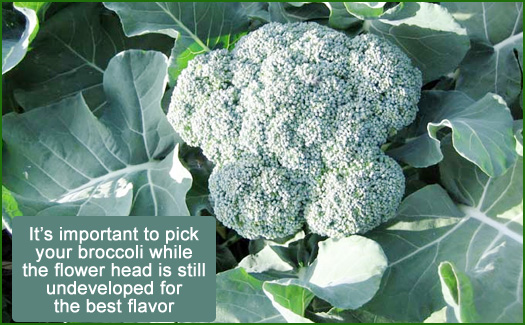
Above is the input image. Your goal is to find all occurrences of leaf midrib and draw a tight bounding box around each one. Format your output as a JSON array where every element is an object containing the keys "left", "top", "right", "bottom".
[
  {"left": 154, "top": 2, "right": 211, "bottom": 52},
  {"left": 53, "top": 160, "right": 164, "bottom": 201}
]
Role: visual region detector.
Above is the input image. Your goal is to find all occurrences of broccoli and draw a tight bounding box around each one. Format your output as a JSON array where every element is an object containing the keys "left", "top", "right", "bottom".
[
  {"left": 168, "top": 22, "right": 422, "bottom": 239},
  {"left": 208, "top": 157, "right": 309, "bottom": 239}
]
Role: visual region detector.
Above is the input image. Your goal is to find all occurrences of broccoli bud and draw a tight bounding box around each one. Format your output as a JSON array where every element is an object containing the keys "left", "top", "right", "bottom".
[
  {"left": 209, "top": 158, "right": 308, "bottom": 239},
  {"left": 305, "top": 150, "right": 405, "bottom": 238}
]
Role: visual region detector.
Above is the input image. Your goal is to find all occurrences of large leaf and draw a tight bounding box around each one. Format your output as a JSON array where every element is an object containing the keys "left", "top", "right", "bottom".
[
  {"left": 267, "top": 2, "right": 329, "bottom": 24},
  {"left": 444, "top": 2, "right": 523, "bottom": 104},
  {"left": 225, "top": 236, "right": 387, "bottom": 321},
  {"left": 103, "top": 2, "right": 251, "bottom": 82},
  {"left": 323, "top": 2, "right": 360, "bottom": 29},
  {"left": 343, "top": 2, "right": 387, "bottom": 20},
  {"left": 215, "top": 268, "right": 287, "bottom": 323},
  {"left": 13, "top": 2, "right": 50, "bottom": 42},
  {"left": 389, "top": 91, "right": 517, "bottom": 177},
  {"left": 2, "top": 3, "right": 37, "bottom": 74},
  {"left": 9, "top": 3, "right": 172, "bottom": 112},
  {"left": 299, "top": 236, "right": 387, "bottom": 310},
  {"left": 2, "top": 50, "right": 192, "bottom": 217},
  {"left": 364, "top": 139, "right": 523, "bottom": 322},
  {"left": 242, "top": 236, "right": 387, "bottom": 312},
  {"left": 365, "top": 2, "right": 470, "bottom": 83}
]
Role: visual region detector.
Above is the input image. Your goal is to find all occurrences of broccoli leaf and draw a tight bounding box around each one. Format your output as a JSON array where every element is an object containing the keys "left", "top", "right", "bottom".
[
  {"left": 2, "top": 186, "right": 22, "bottom": 233},
  {"left": 262, "top": 282, "right": 314, "bottom": 322},
  {"left": 215, "top": 268, "right": 287, "bottom": 323},
  {"left": 438, "top": 261, "right": 479, "bottom": 323},
  {"left": 233, "top": 236, "right": 387, "bottom": 321},
  {"left": 444, "top": 2, "right": 523, "bottom": 104},
  {"left": 365, "top": 2, "right": 470, "bottom": 83},
  {"left": 9, "top": 3, "right": 172, "bottom": 112},
  {"left": 268, "top": 2, "right": 329, "bottom": 24},
  {"left": 2, "top": 50, "right": 192, "bottom": 217},
  {"left": 103, "top": 2, "right": 251, "bottom": 82},
  {"left": 389, "top": 91, "right": 517, "bottom": 177},
  {"left": 343, "top": 2, "right": 387, "bottom": 20},
  {"left": 324, "top": 2, "right": 360, "bottom": 29},
  {"left": 364, "top": 138, "right": 523, "bottom": 322},
  {"left": 2, "top": 3, "right": 37, "bottom": 74}
]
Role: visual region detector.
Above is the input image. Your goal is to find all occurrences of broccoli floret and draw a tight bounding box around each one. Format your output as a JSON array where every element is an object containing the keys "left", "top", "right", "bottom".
[
  {"left": 305, "top": 150, "right": 405, "bottom": 237},
  {"left": 208, "top": 157, "right": 308, "bottom": 239},
  {"left": 168, "top": 22, "right": 422, "bottom": 239}
]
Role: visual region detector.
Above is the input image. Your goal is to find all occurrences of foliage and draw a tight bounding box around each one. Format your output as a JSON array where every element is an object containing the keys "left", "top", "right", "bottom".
[{"left": 2, "top": 2, "right": 522, "bottom": 323}]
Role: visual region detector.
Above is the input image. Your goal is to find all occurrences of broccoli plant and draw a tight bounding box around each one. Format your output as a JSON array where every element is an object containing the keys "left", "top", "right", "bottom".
[
  {"left": 2, "top": 2, "right": 523, "bottom": 324},
  {"left": 168, "top": 22, "right": 422, "bottom": 239}
]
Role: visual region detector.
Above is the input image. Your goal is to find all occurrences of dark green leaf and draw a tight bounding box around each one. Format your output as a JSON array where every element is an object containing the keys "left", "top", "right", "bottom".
[
  {"left": 343, "top": 2, "right": 387, "bottom": 20},
  {"left": 365, "top": 2, "right": 470, "bottom": 82},
  {"left": 444, "top": 2, "right": 523, "bottom": 104},
  {"left": 9, "top": 3, "right": 172, "bottom": 112},
  {"left": 389, "top": 91, "right": 517, "bottom": 177},
  {"left": 103, "top": 2, "right": 251, "bottom": 82},
  {"left": 215, "top": 268, "right": 286, "bottom": 322},
  {"left": 3, "top": 50, "right": 192, "bottom": 216},
  {"left": 268, "top": 2, "right": 329, "bottom": 24},
  {"left": 263, "top": 282, "right": 314, "bottom": 322},
  {"left": 364, "top": 140, "right": 523, "bottom": 322},
  {"left": 2, "top": 4, "right": 37, "bottom": 74}
]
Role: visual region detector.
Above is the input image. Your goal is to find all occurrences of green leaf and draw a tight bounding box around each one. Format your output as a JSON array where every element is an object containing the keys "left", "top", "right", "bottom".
[
  {"left": 309, "top": 307, "right": 396, "bottom": 323},
  {"left": 265, "top": 2, "right": 329, "bottom": 24},
  {"left": 13, "top": 2, "right": 50, "bottom": 42},
  {"left": 241, "top": 2, "right": 270, "bottom": 22},
  {"left": 322, "top": 2, "right": 360, "bottom": 29},
  {"left": 343, "top": 2, "right": 387, "bottom": 20},
  {"left": 13, "top": 2, "right": 49, "bottom": 16},
  {"left": 262, "top": 282, "right": 314, "bottom": 322},
  {"left": 2, "top": 186, "right": 22, "bottom": 232},
  {"left": 387, "top": 132, "right": 443, "bottom": 169},
  {"left": 2, "top": 50, "right": 192, "bottom": 217},
  {"left": 215, "top": 268, "right": 286, "bottom": 323},
  {"left": 364, "top": 140, "right": 523, "bottom": 322},
  {"left": 241, "top": 236, "right": 387, "bottom": 311},
  {"left": 423, "top": 307, "right": 448, "bottom": 323},
  {"left": 9, "top": 3, "right": 172, "bottom": 112},
  {"left": 389, "top": 91, "right": 517, "bottom": 177},
  {"left": 444, "top": 3, "right": 523, "bottom": 104},
  {"left": 438, "top": 261, "right": 479, "bottom": 323},
  {"left": 301, "top": 236, "right": 387, "bottom": 309},
  {"left": 240, "top": 245, "right": 294, "bottom": 275},
  {"left": 2, "top": 4, "right": 37, "bottom": 74},
  {"left": 103, "top": 2, "right": 251, "bottom": 82},
  {"left": 237, "top": 236, "right": 387, "bottom": 321},
  {"left": 365, "top": 2, "right": 470, "bottom": 83},
  {"left": 178, "top": 145, "right": 214, "bottom": 216}
]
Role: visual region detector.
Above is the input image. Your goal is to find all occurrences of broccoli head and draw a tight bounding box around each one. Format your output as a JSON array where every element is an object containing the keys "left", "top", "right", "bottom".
[{"left": 168, "top": 22, "right": 422, "bottom": 239}]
